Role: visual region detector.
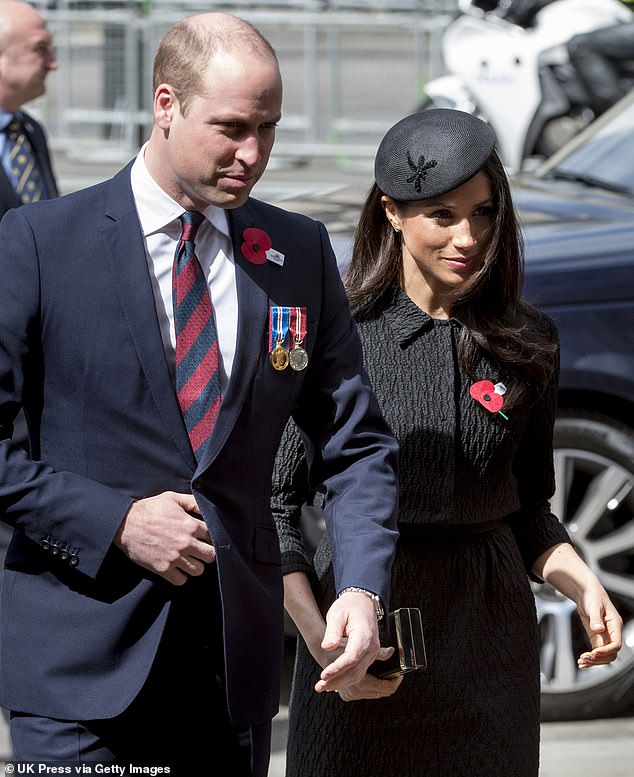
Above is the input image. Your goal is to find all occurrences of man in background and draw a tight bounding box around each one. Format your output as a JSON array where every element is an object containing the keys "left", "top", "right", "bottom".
[
  {"left": 0, "top": 0, "right": 59, "bottom": 215},
  {"left": 567, "top": 0, "right": 634, "bottom": 118}
]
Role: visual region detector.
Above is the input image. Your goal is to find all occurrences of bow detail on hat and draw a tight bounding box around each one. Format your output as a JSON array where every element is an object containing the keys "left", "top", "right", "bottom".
[{"left": 406, "top": 152, "right": 437, "bottom": 193}]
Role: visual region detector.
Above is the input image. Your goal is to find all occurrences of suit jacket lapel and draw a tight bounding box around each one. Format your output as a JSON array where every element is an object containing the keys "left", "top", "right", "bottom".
[
  {"left": 102, "top": 165, "right": 196, "bottom": 469},
  {"left": 0, "top": 166, "right": 21, "bottom": 213}
]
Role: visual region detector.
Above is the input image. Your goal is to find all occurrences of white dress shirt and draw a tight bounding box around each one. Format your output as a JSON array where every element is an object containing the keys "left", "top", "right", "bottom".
[{"left": 130, "top": 146, "right": 238, "bottom": 391}]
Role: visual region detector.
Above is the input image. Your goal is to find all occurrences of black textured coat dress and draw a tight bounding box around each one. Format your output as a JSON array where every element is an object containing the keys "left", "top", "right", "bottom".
[{"left": 272, "top": 286, "right": 571, "bottom": 777}]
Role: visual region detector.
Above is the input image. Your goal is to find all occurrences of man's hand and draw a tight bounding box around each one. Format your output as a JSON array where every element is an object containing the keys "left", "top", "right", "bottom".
[
  {"left": 114, "top": 491, "right": 215, "bottom": 585},
  {"left": 314, "top": 589, "right": 383, "bottom": 693}
]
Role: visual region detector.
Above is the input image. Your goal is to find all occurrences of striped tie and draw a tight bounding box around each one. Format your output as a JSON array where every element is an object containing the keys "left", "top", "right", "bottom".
[
  {"left": 4, "top": 118, "right": 45, "bottom": 204},
  {"left": 173, "top": 211, "right": 222, "bottom": 461}
]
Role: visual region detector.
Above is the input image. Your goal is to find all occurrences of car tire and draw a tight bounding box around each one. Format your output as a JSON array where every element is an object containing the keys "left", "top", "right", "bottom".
[{"left": 537, "top": 411, "right": 634, "bottom": 721}]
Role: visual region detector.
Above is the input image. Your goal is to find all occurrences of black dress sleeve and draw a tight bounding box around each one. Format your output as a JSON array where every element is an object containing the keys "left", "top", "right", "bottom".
[
  {"left": 508, "top": 314, "right": 572, "bottom": 576},
  {"left": 271, "top": 418, "right": 317, "bottom": 577}
]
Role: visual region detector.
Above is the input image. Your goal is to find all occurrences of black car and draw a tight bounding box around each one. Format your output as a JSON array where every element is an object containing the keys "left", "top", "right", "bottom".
[{"left": 511, "top": 91, "right": 634, "bottom": 721}]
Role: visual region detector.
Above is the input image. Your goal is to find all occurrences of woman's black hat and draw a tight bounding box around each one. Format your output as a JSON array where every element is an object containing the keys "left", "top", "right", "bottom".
[{"left": 374, "top": 108, "right": 497, "bottom": 201}]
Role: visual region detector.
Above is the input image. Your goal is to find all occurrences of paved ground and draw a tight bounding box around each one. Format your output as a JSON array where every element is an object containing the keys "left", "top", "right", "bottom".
[
  {"left": 268, "top": 710, "right": 634, "bottom": 776},
  {"left": 1, "top": 708, "right": 632, "bottom": 775}
]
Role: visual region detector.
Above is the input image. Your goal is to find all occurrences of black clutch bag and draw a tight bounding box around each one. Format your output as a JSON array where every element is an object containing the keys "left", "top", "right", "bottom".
[{"left": 368, "top": 607, "right": 427, "bottom": 679}]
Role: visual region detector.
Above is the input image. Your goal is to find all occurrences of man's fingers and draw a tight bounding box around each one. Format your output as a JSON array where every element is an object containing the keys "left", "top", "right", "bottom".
[
  {"left": 192, "top": 517, "right": 214, "bottom": 543},
  {"left": 373, "top": 646, "right": 395, "bottom": 663},
  {"left": 164, "top": 568, "right": 189, "bottom": 587},
  {"left": 190, "top": 537, "right": 217, "bottom": 564},
  {"left": 116, "top": 491, "right": 216, "bottom": 584},
  {"left": 177, "top": 555, "right": 207, "bottom": 578},
  {"left": 189, "top": 517, "right": 216, "bottom": 564},
  {"left": 172, "top": 491, "right": 202, "bottom": 514}
]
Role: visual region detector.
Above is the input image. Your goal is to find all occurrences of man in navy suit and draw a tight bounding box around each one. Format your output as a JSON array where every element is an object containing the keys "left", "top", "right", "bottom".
[{"left": 0, "top": 11, "right": 399, "bottom": 775}]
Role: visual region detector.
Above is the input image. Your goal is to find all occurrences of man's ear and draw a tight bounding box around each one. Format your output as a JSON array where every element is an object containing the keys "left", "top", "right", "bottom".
[{"left": 154, "top": 83, "right": 177, "bottom": 130}]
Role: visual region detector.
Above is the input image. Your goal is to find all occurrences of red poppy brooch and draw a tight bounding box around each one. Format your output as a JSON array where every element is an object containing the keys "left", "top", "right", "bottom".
[
  {"left": 241, "top": 228, "right": 285, "bottom": 266},
  {"left": 470, "top": 380, "right": 508, "bottom": 421}
]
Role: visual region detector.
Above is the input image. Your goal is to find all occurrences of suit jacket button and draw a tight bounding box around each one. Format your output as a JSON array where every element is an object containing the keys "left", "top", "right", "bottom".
[
  {"left": 60, "top": 548, "right": 69, "bottom": 561},
  {"left": 40, "top": 537, "right": 51, "bottom": 551},
  {"left": 69, "top": 554, "right": 79, "bottom": 567},
  {"left": 192, "top": 478, "right": 203, "bottom": 490}
]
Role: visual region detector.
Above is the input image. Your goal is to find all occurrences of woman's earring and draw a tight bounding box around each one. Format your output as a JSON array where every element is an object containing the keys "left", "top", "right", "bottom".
[{"left": 393, "top": 225, "right": 401, "bottom": 233}]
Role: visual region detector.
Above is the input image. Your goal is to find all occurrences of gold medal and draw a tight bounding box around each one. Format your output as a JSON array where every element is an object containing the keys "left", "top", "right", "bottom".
[
  {"left": 289, "top": 346, "right": 308, "bottom": 371},
  {"left": 270, "top": 342, "right": 289, "bottom": 371},
  {"left": 269, "top": 306, "right": 291, "bottom": 371}
]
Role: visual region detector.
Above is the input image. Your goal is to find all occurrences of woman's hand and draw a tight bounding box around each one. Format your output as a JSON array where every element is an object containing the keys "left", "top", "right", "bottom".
[
  {"left": 533, "top": 543, "right": 623, "bottom": 668},
  {"left": 336, "top": 670, "right": 403, "bottom": 701},
  {"left": 575, "top": 588, "right": 623, "bottom": 668}
]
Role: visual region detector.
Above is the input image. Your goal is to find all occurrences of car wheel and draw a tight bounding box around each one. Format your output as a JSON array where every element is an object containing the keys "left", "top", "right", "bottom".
[{"left": 537, "top": 411, "right": 634, "bottom": 721}]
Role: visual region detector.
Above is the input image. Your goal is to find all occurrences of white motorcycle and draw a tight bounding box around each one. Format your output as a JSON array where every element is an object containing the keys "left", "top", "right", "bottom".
[{"left": 422, "top": 0, "right": 634, "bottom": 171}]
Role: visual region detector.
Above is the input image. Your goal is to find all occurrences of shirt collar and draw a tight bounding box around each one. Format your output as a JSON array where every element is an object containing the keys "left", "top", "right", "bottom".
[
  {"left": 130, "top": 143, "right": 231, "bottom": 241},
  {"left": 0, "top": 108, "right": 16, "bottom": 133}
]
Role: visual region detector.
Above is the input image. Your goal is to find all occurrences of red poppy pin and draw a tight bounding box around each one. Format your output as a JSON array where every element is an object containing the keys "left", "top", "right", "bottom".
[
  {"left": 470, "top": 380, "right": 508, "bottom": 421},
  {"left": 241, "top": 228, "right": 272, "bottom": 264},
  {"left": 241, "top": 227, "right": 285, "bottom": 268}
]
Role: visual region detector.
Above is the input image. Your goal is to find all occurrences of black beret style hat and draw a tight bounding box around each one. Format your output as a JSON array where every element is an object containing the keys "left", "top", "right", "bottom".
[{"left": 374, "top": 108, "right": 497, "bottom": 201}]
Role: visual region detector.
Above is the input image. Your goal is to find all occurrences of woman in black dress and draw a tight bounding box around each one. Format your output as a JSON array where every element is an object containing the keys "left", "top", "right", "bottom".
[{"left": 272, "top": 109, "right": 622, "bottom": 777}]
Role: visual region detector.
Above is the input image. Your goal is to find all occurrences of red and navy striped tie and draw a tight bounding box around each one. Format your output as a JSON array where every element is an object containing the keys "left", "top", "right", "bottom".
[{"left": 173, "top": 211, "right": 221, "bottom": 461}]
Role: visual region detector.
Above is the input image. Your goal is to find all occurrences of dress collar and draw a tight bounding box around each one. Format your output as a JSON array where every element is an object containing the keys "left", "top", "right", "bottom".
[{"left": 379, "top": 284, "right": 462, "bottom": 346}]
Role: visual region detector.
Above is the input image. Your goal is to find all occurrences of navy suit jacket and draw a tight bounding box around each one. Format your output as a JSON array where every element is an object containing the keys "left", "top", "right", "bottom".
[
  {"left": 0, "top": 110, "right": 59, "bottom": 216},
  {"left": 0, "top": 163, "right": 398, "bottom": 727}
]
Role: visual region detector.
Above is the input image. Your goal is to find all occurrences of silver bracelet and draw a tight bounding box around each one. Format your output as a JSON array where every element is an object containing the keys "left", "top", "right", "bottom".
[{"left": 338, "top": 586, "right": 384, "bottom": 621}]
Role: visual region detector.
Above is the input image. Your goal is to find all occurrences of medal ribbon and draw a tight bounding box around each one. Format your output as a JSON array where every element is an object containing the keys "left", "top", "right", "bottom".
[
  {"left": 290, "top": 307, "right": 307, "bottom": 347},
  {"left": 269, "top": 306, "right": 291, "bottom": 353}
]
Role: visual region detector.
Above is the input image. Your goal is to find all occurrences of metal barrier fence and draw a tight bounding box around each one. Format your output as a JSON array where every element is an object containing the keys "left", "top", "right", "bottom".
[{"left": 32, "top": 1, "right": 456, "bottom": 164}]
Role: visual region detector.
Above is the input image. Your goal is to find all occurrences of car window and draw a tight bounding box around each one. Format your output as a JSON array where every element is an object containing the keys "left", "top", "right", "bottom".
[{"left": 537, "top": 94, "right": 634, "bottom": 195}]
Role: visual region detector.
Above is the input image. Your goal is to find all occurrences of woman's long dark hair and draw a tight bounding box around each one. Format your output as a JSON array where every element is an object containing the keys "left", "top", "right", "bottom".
[{"left": 345, "top": 150, "right": 557, "bottom": 408}]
